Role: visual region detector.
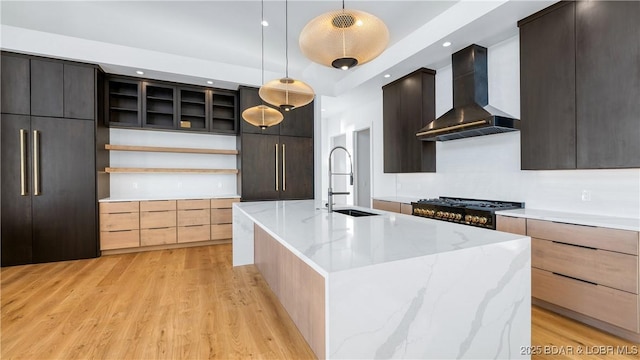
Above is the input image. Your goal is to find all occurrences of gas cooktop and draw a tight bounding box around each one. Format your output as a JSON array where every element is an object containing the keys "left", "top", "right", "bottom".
[{"left": 412, "top": 197, "right": 524, "bottom": 229}]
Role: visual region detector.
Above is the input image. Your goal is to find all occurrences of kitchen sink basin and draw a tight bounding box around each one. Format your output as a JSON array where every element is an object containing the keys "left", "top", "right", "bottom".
[{"left": 333, "top": 209, "right": 379, "bottom": 217}]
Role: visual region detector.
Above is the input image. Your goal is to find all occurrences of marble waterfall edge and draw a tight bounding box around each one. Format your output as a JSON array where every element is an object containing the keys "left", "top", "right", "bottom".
[{"left": 328, "top": 238, "right": 531, "bottom": 359}]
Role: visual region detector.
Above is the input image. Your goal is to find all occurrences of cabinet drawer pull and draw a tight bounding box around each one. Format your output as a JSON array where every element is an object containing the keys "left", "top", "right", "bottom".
[
  {"left": 552, "top": 272, "right": 597, "bottom": 286},
  {"left": 149, "top": 227, "right": 172, "bottom": 230},
  {"left": 282, "top": 143, "right": 286, "bottom": 191},
  {"left": 183, "top": 224, "right": 204, "bottom": 228},
  {"left": 33, "top": 130, "right": 40, "bottom": 196},
  {"left": 19, "top": 129, "right": 27, "bottom": 196},
  {"left": 551, "top": 240, "right": 597, "bottom": 250},
  {"left": 109, "top": 229, "right": 135, "bottom": 233},
  {"left": 275, "top": 143, "right": 279, "bottom": 191}
]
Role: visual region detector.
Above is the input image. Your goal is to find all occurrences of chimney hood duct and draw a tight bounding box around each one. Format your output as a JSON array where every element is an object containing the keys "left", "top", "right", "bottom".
[{"left": 416, "top": 44, "right": 518, "bottom": 141}]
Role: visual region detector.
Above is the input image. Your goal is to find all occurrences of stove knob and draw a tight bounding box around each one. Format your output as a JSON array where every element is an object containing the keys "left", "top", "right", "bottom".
[
  {"left": 479, "top": 217, "right": 488, "bottom": 225},
  {"left": 443, "top": 212, "right": 450, "bottom": 218},
  {"left": 449, "top": 213, "right": 456, "bottom": 219},
  {"left": 465, "top": 215, "right": 472, "bottom": 222},
  {"left": 429, "top": 210, "right": 436, "bottom": 216},
  {"left": 420, "top": 209, "right": 427, "bottom": 216},
  {"left": 436, "top": 211, "right": 443, "bottom": 217},
  {"left": 472, "top": 216, "right": 480, "bottom": 223},
  {"left": 455, "top": 213, "right": 462, "bottom": 220}
]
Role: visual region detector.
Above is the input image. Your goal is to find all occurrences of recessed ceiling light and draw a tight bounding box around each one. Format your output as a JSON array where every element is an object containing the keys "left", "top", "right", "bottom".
[
  {"left": 207, "top": 80, "right": 213, "bottom": 85},
  {"left": 261, "top": 20, "right": 269, "bottom": 27},
  {"left": 384, "top": 74, "right": 391, "bottom": 78},
  {"left": 136, "top": 70, "right": 144, "bottom": 75},
  {"left": 442, "top": 41, "right": 452, "bottom": 47}
]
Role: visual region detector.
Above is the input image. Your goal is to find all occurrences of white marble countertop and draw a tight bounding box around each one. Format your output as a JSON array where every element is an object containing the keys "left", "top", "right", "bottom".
[
  {"left": 373, "top": 196, "right": 417, "bottom": 204},
  {"left": 235, "top": 200, "right": 528, "bottom": 274},
  {"left": 496, "top": 208, "right": 640, "bottom": 232},
  {"left": 99, "top": 194, "right": 240, "bottom": 202}
]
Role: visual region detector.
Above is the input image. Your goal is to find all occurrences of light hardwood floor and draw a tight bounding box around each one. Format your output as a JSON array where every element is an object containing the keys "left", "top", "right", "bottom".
[{"left": 2, "top": 244, "right": 638, "bottom": 359}]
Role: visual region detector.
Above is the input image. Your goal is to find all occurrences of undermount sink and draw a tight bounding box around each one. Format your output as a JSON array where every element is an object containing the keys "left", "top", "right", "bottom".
[{"left": 333, "top": 209, "right": 379, "bottom": 217}]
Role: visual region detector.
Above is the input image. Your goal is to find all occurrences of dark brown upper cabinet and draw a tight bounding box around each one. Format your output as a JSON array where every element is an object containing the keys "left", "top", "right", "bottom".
[
  {"left": 31, "top": 59, "right": 64, "bottom": 118},
  {"left": 519, "top": 2, "right": 576, "bottom": 170},
  {"left": 106, "top": 76, "right": 142, "bottom": 127},
  {"left": 64, "top": 64, "right": 96, "bottom": 120},
  {"left": 382, "top": 68, "right": 436, "bottom": 173},
  {"left": 239, "top": 86, "right": 314, "bottom": 138},
  {"left": 1, "top": 53, "right": 30, "bottom": 115},
  {"left": 575, "top": 0, "right": 640, "bottom": 168},
  {"left": 105, "top": 75, "right": 239, "bottom": 135},
  {"left": 518, "top": 0, "right": 640, "bottom": 170}
]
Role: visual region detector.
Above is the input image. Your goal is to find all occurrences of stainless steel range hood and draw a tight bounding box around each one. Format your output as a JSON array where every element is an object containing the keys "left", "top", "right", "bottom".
[{"left": 416, "top": 44, "right": 518, "bottom": 141}]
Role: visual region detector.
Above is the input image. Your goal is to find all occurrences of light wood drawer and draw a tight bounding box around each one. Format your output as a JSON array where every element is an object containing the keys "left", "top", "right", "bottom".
[
  {"left": 211, "top": 224, "right": 232, "bottom": 240},
  {"left": 100, "top": 230, "right": 140, "bottom": 250},
  {"left": 527, "top": 219, "right": 639, "bottom": 255},
  {"left": 210, "top": 198, "right": 239, "bottom": 209},
  {"left": 532, "top": 268, "right": 639, "bottom": 332},
  {"left": 178, "top": 209, "right": 210, "bottom": 226},
  {"left": 140, "top": 210, "right": 176, "bottom": 229},
  {"left": 496, "top": 215, "right": 527, "bottom": 235},
  {"left": 140, "top": 200, "right": 176, "bottom": 212},
  {"left": 140, "top": 227, "right": 176, "bottom": 246},
  {"left": 177, "top": 199, "right": 210, "bottom": 210},
  {"left": 178, "top": 225, "right": 210, "bottom": 243},
  {"left": 100, "top": 212, "right": 139, "bottom": 231},
  {"left": 99, "top": 201, "right": 139, "bottom": 214},
  {"left": 533, "top": 238, "right": 638, "bottom": 294},
  {"left": 211, "top": 208, "right": 232, "bottom": 224},
  {"left": 372, "top": 199, "right": 401, "bottom": 213},
  {"left": 400, "top": 203, "right": 412, "bottom": 215}
]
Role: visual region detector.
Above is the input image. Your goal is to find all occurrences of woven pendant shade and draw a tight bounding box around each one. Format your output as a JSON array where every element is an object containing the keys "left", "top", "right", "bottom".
[
  {"left": 299, "top": 8, "right": 389, "bottom": 70},
  {"left": 259, "top": 77, "right": 315, "bottom": 111},
  {"left": 242, "top": 105, "right": 284, "bottom": 129}
]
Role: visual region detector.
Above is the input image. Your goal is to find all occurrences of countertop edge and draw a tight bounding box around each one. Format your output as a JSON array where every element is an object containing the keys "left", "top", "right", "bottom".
[
  {"left": 100, "top": 194, "right": 241, "bottom": 202},
  {"left": 495, "top": 209, "right": 640, "bottom": 232}
]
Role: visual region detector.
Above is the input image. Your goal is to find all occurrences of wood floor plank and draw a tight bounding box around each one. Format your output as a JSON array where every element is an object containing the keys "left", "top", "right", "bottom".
[{"left": 3, "top": 244, "right": 636, "bottom": 359}]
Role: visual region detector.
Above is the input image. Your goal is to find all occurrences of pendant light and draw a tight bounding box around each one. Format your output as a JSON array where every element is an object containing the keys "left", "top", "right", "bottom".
[
  {"left": 259, "top": 0, "right": 314, "bottom": 112},
  {"left": 299, "top": 0, "right": 389, "bottom": 70},
  {"left": 242, "top": 0, "right": 284, "bottom": 129}
]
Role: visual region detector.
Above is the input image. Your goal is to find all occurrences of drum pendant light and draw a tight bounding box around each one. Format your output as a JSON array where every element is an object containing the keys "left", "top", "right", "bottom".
[
  {"left": 259, "top": 0, "right": 314, "bottom": 112},
  {"left": 299, "top": 0, "right": 389, "bottom": 70},
  {"left": 242, "top": 0, "right": 284, "bottom": 129}
]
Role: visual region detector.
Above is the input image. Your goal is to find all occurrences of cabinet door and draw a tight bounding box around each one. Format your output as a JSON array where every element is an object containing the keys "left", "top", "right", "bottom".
[
  {"left": 241, "top": 133, "right": 280, "bottom": 200},
  {"left": 519, "top": 2, "right": 576, "bottom": 170},
  {"left": 239, "top": 86, "right": 280, "bottom": 135},
  {"left": 64, "top": 64, "right": 95, "bottom": 120},
  {"left": 1, "top": 53, "right": 30, "bottom": 115},
  {"left": 280, "top": 102, "right": 314, "bottom": 137},
  {"left": 280, "top": 136, "right": 313, "bottom": 200},
  {"left": 31, "top": 59, "right": 64, "bottom": 118},
  {"left": 30, "top": 117, "right": 97, "bottom": 263},
  {"left": 576, "top": 1, "right": 640, "bottom": 168},
  {"left": 383, "top": 81, "right": 402, "bottom": 173},
  {"left": 1, "top": 114, "right": 33, "bottom": 266},
  {"left": 142, "top": 82, "right": 177, "bottom": 129}
]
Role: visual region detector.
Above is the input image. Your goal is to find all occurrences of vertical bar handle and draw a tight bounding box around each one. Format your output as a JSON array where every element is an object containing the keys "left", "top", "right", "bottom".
[
  {"left": 20, "top": 129, "right": 27, "bottom": 196},
  {"left": 275, "top": 143, "right": 279, "bottom": 191},
  {"left": 33, "top": 130, "right": 40, "bottom": 196},
  {"left": 282, "top": 144, "right": 286, "bottom": 191}
]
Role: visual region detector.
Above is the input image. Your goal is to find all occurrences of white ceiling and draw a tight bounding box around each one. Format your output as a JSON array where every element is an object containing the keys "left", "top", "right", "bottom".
[{"left": 0, "top": 0, "right": 555, "bottom": 97}]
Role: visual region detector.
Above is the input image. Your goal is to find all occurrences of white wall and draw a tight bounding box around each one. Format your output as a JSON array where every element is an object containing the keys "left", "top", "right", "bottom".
[
  {"left": 321, "top": 36, "right": 640, "bottom": 218},
  {"left": 108, "top": 129, "right": 238, "bottom": 199}
]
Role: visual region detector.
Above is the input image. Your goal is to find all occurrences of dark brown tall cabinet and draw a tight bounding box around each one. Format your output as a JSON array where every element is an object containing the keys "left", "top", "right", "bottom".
[
  {"left": 239, "top": 86, "right": 314, "bottom": 201},
  {"left": 382, "top": 68, "right": 436, "bottom": 173},
  {"left": 1, "top": 52, "right": 106, "bottom": 266},
  {"left": 518, "top": 0, "right": 640, "bottom": 170}
]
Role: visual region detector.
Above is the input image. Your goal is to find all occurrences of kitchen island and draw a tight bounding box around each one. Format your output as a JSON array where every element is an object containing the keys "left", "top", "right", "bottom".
[{"left": 233, "top": 200, "right": 530, "bottom": 359}]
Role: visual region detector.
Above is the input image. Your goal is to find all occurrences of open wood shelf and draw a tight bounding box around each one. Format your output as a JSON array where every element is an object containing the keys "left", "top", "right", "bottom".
[
  {"left": 105, "top": 167, "right": 239, "bottom": 174},
  {"left": 105, "top": 144, "right": 239, "bottom": 155}
]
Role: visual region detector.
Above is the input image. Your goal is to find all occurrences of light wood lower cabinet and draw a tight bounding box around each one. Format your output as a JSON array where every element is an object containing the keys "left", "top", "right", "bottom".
[
  {"left": 100, "top": 197, "right": 239, "bottom": 252},
  {"left": 498, "top": 214, "right": 640, "bottom": 341},
  {"left": 373, "top": 199, "right": 413, "bottom": 215},
  {"left": 99, "top": 201, "right": 140, "bottom": 250}
]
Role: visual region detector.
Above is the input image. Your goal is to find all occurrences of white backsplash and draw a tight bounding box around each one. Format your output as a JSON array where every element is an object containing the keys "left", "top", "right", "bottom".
[
  {"left": 108, "top": 128, "right": 238, "bottom": 199},
  {"left": 321, "top": 36, "right": 640, "bottom": 219}
]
